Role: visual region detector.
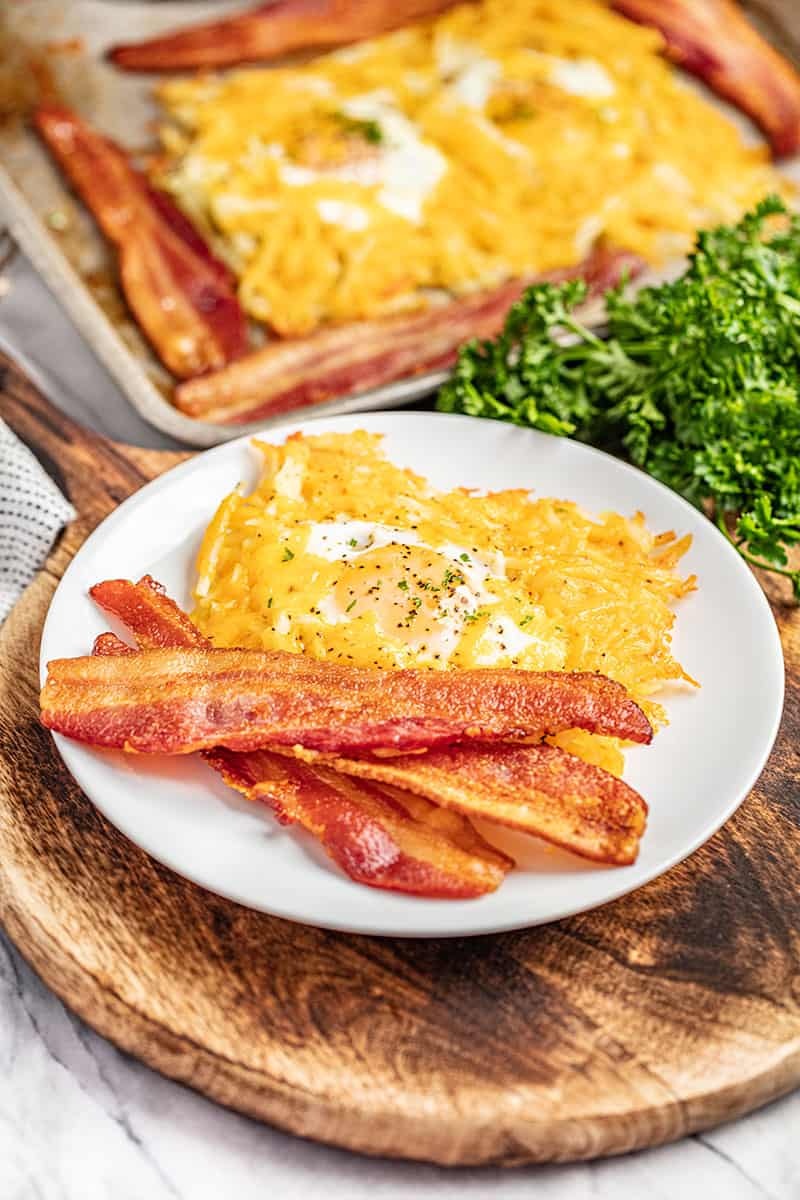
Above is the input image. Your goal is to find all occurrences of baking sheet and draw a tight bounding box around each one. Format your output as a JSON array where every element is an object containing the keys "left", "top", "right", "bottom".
[{"left": 1, "top": 0, "right": 799, "bottom": 447}]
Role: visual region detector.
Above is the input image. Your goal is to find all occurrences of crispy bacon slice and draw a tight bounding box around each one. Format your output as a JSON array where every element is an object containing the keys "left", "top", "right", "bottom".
[
  {"left": 95, "top": 579, "right": 648, "bottom": 864},
  {"left": 208, "top": 747, "right": 513, "bottom": 896},
  {"left": 93, "top": 625, "right": 644, "bottom": 862},
  {"left": 175, "top": 246, "right": 642, "bottom": 424},
  {"left": 92, "top": 631, "right": 135, "bottom": 656},
  {"left": 90, "top": 577, "right": 211, "bottom": 651},
  {"left": 33, "top": 105, "right": 248, "bottom": 378},
  {"left": 287, "top": 743, "right": 646, "bottom": 865},
  {"left": 90, "top": 577, "right": 646, "bottom": 865},
  {"left": 613, "top": 0, "right": 800, "bottom": 158},
  {"left": 90, "top": 577, "right": 293, "bottom": 825},
  {"left": 108, "top": 0, "right": 461, "bottom": 73},
  {"left": 92, "top": 633, "right": 511, "bottom": 893},
  {"left": 90, "top": 577, "right": 512, "bottom": 895},
  {"left": 41, "top": 641, "right": 652, "bottom": 756}
]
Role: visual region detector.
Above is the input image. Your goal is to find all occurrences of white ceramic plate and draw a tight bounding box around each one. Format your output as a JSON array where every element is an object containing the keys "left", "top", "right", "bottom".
[{"left": 40, "top": 413, "right": 785, "bottom": 937}]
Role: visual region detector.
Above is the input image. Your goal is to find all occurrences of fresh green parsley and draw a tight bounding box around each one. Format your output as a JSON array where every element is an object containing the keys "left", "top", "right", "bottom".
[
  {"left": 345, "top": 598, "right": 357, "bottom": 613},
  {"left": 281, "top": 547, "right": 294, "bottom": 562},
  {"left": 442, "top": 568, "right": 465, "bottom": 589},
  {"left": 439, "top": 197, "right": 800, "bottom": 598},
  {"left": 332, "top": 111, "right": 383, "bottom": 145},
  {"left": 464, "top": 608, "right": 488, "bottom": 624}
]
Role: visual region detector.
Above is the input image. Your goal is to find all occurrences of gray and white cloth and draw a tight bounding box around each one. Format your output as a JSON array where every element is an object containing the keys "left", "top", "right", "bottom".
[{"left": 0, "top": 417, "right": 75, "bottom": 624}]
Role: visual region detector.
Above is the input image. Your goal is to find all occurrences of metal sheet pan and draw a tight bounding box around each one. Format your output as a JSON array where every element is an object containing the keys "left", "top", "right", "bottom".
[{"left": 1, "top": 0, "right": 798, "bottom": 447}]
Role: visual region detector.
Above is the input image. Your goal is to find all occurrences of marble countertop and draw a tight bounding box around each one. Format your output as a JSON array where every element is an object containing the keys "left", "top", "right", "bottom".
[{"left": 1, "top": 250, "right": 797, "bottom": 1200}]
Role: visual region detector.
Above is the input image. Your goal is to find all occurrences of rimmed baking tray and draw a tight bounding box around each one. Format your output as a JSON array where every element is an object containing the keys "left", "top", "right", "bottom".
[{"left": 1, "top": 0, "right": 798, "bottom": 447}]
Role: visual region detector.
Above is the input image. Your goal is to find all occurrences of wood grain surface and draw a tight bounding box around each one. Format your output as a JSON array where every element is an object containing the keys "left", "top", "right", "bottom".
[{"left": 1, "top": 351, "right": 799, "bottom": 1167}]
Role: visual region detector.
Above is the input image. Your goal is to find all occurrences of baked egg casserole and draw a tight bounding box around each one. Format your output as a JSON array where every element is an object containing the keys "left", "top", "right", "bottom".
[{"left": 156, "top": 0, "right": 785, "bottom": 337}]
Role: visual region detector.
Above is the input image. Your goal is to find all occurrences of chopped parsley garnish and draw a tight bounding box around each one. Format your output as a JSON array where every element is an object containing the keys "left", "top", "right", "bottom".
[
  {"left": 439, "top": 197, "right": 800, "bottom": 599},
  {"left": 345, "top": 598, "right": 357, "bottom": 613},
  {"left": 519, "top": 614, "right": 534, "bottom": 627},
  {"left": 498, "top": 101, "right": 536, "bottom": 123},
  {"left": 458, "top": 552, "right": 471, "bottom": 563},
  {"left": 397, "top": 579, "right": 409, "bottom": 591},
  {"left": 348, "top": 537, "right": 359, "bottom": 548},
  {"left": 442, "top": 568, "right": 465, "bottom": 589},
  {"left": 281, "top": 547, "right": 294, "bottom": 562},
  {"left": 464, "top": 608, "right": 488, "bottom": 624},
  {"left": 332, "top": 111, "right": 383, "bottom": 144}
]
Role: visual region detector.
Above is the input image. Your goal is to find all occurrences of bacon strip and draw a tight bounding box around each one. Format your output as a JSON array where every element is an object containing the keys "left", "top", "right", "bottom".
[
  {"left": 90, "top": 578, "right": 292, "bottom": 825},
  {"left": 92, "top": 631, "right": 135, "bottom": 656},
  {"left": 34, "top": 105, "right": 248, "bottom": 378},
  {"left": 287, "top": 743, "right": 646, "bottom": 865},
  {"left": 41, "top": 641, "right": 652, "bottom": 756},
  {"left": 108, "top": 0, "right": 462, "bottom": 73},
  {"left": 613, "top": 0, "right": 800, "bottom": 158},
  {"left": 175, "top": 246, "right": 642, "bottom": 424},
  {"left": 208, "top": 747, "right": 513, "bottom": 896},
  {"left": 93, "top": 633, "right": 511, "bottom": 893},
  {"left": 90, "top": 577, "right": 646, "bottom": 865},
  {"left": 90, "top": 577, "right": 512, "bottom": 895},
  {"left": 90, "top": 577, "right": 211, "bottom": 652}
]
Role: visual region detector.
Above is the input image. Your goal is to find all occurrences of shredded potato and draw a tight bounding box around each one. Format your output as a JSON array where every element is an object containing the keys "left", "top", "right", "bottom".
[
  {"left": 155, "top": 0, "right": 786, "bottom": 336},
  {"left": 192, "top": 432, "right": 696, "bottom": 776}
]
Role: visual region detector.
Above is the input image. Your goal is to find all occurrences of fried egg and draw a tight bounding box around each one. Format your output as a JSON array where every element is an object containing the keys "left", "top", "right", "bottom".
[{"left": 304, "top": 520, "right": 533, "bottom": 666}]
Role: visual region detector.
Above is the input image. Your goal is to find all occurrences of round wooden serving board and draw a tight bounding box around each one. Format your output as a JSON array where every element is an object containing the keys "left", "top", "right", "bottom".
[{"left": 1, "top": 353, "right": 799, "bottom": 1167}]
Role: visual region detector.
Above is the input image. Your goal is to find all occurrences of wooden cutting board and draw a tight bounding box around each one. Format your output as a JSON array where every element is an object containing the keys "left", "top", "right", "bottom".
[{"left": 1, "top": 352, "right": 798, "bottom": 1167}]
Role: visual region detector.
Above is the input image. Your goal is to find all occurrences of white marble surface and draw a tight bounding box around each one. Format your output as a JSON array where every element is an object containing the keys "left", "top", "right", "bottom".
[{"left": 1, "top": 250, "right": 798, "bottom": 1199}]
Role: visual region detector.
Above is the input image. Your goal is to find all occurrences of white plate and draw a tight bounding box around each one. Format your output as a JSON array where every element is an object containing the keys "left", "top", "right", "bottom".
[{"left": 40, "top": 413, "right": 785, "bottom": 937}]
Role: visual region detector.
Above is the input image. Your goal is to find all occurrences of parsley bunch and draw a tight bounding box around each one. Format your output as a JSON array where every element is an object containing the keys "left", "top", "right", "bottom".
[{"left": 438, "top": 197, "right": 800, "bottom": 598}]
